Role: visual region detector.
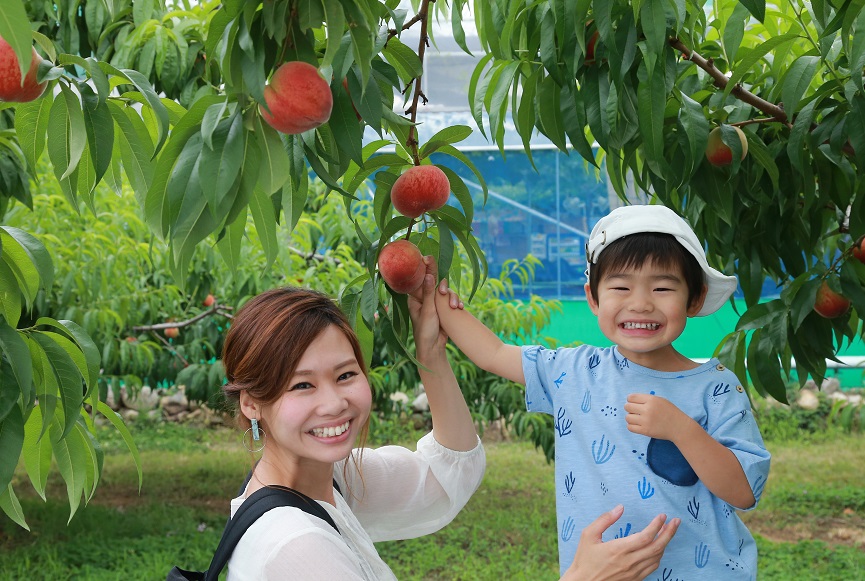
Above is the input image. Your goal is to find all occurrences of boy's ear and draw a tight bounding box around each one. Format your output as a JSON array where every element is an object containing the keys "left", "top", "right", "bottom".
[
  {"left": 687, "top": 284, "right": 709, "bottom": 317},
  {"left": 584, "top": 282, "right": 600, "bottom": 315}
]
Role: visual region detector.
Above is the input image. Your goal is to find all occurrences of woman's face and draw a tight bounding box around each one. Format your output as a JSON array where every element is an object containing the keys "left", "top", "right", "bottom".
[{"left": 258, "top": 325, "right": 372, "bottom": 467}]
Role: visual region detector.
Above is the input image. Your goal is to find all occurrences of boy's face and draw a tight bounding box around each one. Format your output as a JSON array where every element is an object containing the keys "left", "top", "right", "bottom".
[{"left": 585, "top": 259, "right": 706, "bottom": 370}]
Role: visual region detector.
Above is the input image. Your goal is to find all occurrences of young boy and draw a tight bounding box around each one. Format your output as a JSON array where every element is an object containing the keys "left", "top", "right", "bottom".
[{"left": 434, "top": 205, "right": 770, "bottom": 579}]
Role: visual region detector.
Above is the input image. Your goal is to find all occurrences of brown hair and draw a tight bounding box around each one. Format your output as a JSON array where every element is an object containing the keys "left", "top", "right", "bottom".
[
  {"left": 588, "top": 233, "right": 705, "bottom": 309},
  {"left": 222, "top": 287, "right": 369, "bottom": 490}
]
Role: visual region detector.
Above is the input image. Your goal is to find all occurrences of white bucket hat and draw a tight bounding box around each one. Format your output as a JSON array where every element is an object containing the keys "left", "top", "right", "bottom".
[{"left": 585, "top": 205, "right": 738, "bottom": 316}]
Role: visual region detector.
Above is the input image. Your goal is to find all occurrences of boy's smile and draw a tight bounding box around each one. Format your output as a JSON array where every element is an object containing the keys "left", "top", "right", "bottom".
[{"left": 585, "top": 261, "right": 706, "bottom": 371}]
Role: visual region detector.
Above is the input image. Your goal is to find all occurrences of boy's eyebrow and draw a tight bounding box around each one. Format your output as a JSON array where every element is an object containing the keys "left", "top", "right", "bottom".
[{"left": 605, "top": 272, "right": 684, "bottom": 282}]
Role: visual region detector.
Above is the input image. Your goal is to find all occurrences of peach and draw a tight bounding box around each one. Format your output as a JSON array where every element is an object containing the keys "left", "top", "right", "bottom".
[
  {"left": 0, "top": 39, "right": 47, "bottom": 103},
  {"left": 259, "top": 61, "right": 333, "bottom": 134},
  {"left": 705, "top": 126, "right": 748, "bottom": 166},
  {"left": 378, "top": 240, "right": 425, "bottom": 294},
  {"left": 390, "top": 165, "right": 451, "bottom": 219},
  {"left": 813, "top": 281, "right": 850, "bottom": 319}
]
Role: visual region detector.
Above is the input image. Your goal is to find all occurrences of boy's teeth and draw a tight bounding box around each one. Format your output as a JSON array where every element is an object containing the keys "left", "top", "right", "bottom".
[
  {"left": 623, "top": 322, "right": 659, "bottom": 330},
  {"left": 311, "top": 421, "right": 350, "bottom": 438}
]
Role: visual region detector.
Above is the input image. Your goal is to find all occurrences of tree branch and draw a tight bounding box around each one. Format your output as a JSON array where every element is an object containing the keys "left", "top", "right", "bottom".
[
  {"left": 669, "top": 38, "right": 791, "bottom": 128},
  {"left": 403, "top": 0, "right": 436, "bottom": 166},
  {"left": 287, "top": 245, "right": 342, "bottom": 265},
  {"left": 387, "top": 11, "right": 427, "bottom": 41},
  {"left": 131, "top": 302, "right": 234, "bottom": 332}
]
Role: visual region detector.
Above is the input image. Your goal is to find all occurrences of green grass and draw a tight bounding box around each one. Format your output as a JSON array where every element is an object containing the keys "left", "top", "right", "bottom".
[{"left": 1, "top": 421, "right": 863, "bottom": 579}]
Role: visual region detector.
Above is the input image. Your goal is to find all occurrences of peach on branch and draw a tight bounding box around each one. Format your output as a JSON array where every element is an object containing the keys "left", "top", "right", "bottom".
[
  {"left": 259, "top": 61, "right": 333, "bottom": 134},
  {"left": 705, "top": 126, "right": 748, "bottom": 166},
  {"left": 203, "top": 294, "right": 215, "bottom": 307},
  {"left": 390, "top": 165, "right": 451, "bottom": 219},
  {"left": 813, "top": 281, "right": 850, "bottom": 319},
  {"left": 378, "top": 239, "right": 425, "bottom": 294},
  {"left": 0, "top": 38, "right": 47, "bottom": 103},
  {"left": 851, "top": 236, "right": 865, "bottom": 264},
  {"left": 585, "top": 31, "right": 600, "bottom": 65},
  {"left": 164, "top": 327, "right": 180, "bottom": 339}
]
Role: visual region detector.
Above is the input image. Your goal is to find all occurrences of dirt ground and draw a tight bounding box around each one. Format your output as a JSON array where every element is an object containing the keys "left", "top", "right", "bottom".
[{"left": 741, "top": 510, "right": 865, "bottom": 549}]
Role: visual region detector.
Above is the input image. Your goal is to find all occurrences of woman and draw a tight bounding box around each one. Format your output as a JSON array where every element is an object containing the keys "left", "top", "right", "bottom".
[{"left": 220, "top": 258, "right": 677, "bottom": 579}]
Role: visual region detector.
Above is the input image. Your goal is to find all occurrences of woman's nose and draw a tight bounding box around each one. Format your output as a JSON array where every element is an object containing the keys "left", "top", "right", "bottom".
[{"left": 317, "top": 384, "right": 349, "bottom": 413}]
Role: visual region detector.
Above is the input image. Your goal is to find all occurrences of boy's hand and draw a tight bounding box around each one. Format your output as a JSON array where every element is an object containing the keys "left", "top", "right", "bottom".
[
  {"left": 624, "top": 394, "right": 690, "bottom": 441},
  {"left": 436, "top": 277, "right": 464, "bottom": 310}
]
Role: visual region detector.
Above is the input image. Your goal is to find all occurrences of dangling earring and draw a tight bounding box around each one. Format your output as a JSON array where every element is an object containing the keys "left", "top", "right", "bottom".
[{"left": 243, "top": 418, "right": 266, "bottom": 453}]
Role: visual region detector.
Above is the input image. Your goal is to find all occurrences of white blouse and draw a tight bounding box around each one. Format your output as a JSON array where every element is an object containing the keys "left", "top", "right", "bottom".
[{"left": 226, "top": 432, "right": 486, "bottom": 580}]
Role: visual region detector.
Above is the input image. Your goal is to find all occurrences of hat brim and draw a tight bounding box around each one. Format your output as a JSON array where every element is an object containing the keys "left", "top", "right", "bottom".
[{"left": 697, "top": 266, "right": 738, "bottom": 316}]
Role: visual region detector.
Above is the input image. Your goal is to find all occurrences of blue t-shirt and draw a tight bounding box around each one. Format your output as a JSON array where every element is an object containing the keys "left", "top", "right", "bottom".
[{"left": 523, "top": 344, "right": 770, "bottom": 579}]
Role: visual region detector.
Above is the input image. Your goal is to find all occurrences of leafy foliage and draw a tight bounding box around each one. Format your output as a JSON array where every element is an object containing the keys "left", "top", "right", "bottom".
[{"left": 2, "top": 0, "right": 865, "bottom": 528}]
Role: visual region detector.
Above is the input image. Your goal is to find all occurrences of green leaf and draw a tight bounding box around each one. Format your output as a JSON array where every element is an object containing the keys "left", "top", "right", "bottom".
[
  {"left": 745, "top": 132, "right": 779, "bottom": 192},
  {"left": 435, "top": 164, "right": 473, "bottom": 225},
  {"left": 434, "top": 145, "right": 488, "bottom": 204},
  {"left": 0, "top": 320, "right": 31, "bottom": 405},
  {"left": 14, "top": 92, "right": 54, "bottom": 171},
  {"left": 145, "top": 96, "right": 222, "bottom": 237},
  {"left": 0, "top": 0, "right": 34, "bottom": 80},
  {"left": 170, "top": 163, "right": 216, "bottom": 277},
  {"left": 0, "top": 402, "right": 24, "bottom": 491},
  {"left": 281, "top": 171, "right": 308, "bottom": 233},
  {"left": 723, "top": 33, "right": 799, "bottom": 101},
  {"left": 35, "top": 320, "right": 97, "bottom": 397},
  {"left": 737, "top": 0, "right": 766, "bottom": 22},
  {"left": 249, "top": 187, "right": 278, "bottom": 268},
  {"left": 216, "top": 207, "right": 246, "bottom": 275},
  {"left": 255, "top": 117, "right": 291, "bottom": 195},
  {"left": 637, "top": 59, "right": 665, "bottom": 165},
  {"left": 0, "top": 226, "right": 53, "bottom": 292},
  {"left": 0, "top": 483, "right": 28, "bottom": 531},
  {"left": 0, "top": 259, "right": 22, "bottom": 328},
  {"left": 781, "top": 55, "right": 819, "bottom": 117},
  {"left": 639, "top": 0, "right": 667, "bottom": 57},
  {"left": 199, "top": 111, "right": 244, "bottom": 211},
  {"left": 96, "top": 400, "right": 142, "bottom": 490},
  {"left": 787, "top": 99, "right": 816, "bottom": 173},
  {"left": 321, "top": 0, "right": 346, "bottom": 69},
  {"left": 432, "top": 216, "right": 455, "bottom": 283},
  {"left": 381, "top": 37, "right": 423, "bottom": 84},
  {"left": 329, "top": 86, "right": 364, "bottom": 166},
  {"left": 46, "top": 87, "right": 78, "bottom": 206},
  {"left": 676, "top": 93, "right": 709, "bottom": 180},
  {"left": 419, "top": 126, "right": 474, "bottom": 160},
  {"left": 32, "top": 332, "right": 83, "bottom": 440},
  {"left": 119, "top": 68, "right": 170, "bottom": 153},
  {"left": 109, "top": 102, "right": 155, "bottom": 207},
  {"left": 80, "top": 85, "right": 114, "bottom": 190},
  {"left": 49, "top": 416, "right": 86, "bottom": 523},
  {"left": 22, "top": 405, "right": 51, "bottom": 500}
]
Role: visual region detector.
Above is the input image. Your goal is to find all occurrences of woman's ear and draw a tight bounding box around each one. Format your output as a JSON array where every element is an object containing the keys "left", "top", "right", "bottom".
[{"left": 239, "top": 391, "right": 259, "bottom": 421}]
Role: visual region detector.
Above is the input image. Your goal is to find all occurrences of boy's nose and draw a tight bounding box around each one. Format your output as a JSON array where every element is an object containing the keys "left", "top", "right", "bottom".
[{"left": 627, "top": 294, "right": 653, "bottom": 312}]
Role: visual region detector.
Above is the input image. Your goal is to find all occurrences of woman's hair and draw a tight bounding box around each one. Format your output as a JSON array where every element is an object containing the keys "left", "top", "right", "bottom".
[
  {"left": 588, "top": 232, "right": 705, "bottom": 309},
  {"left": 222, "top": 287, "right": 370, "bottom": 489}
]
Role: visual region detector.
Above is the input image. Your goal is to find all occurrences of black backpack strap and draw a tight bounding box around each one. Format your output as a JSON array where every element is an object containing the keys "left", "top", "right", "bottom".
[{"left": 205, "top": 486, "right": 340, "bottom": 581}]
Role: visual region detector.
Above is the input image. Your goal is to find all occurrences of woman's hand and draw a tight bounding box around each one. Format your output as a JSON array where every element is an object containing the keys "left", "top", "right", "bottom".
[
  {"left": 560, "top": 505, "right": 679, "bottom": 581},
  {"left": 407, "top": 257, "right": 448, "bottom": 365}
]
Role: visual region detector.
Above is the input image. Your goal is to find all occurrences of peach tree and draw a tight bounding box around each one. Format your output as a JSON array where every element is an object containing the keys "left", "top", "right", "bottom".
[{"left": 1, "top": 0, "right": 864, "bottom": 526}]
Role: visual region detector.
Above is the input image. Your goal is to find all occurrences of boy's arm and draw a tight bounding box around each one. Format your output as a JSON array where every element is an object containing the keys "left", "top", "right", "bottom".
[
  {"left": 624, "top": 394, "right": 756, "bottom": 509},
  {"left": 433, "top": 279, "right": 525, "bottom": 385}
]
